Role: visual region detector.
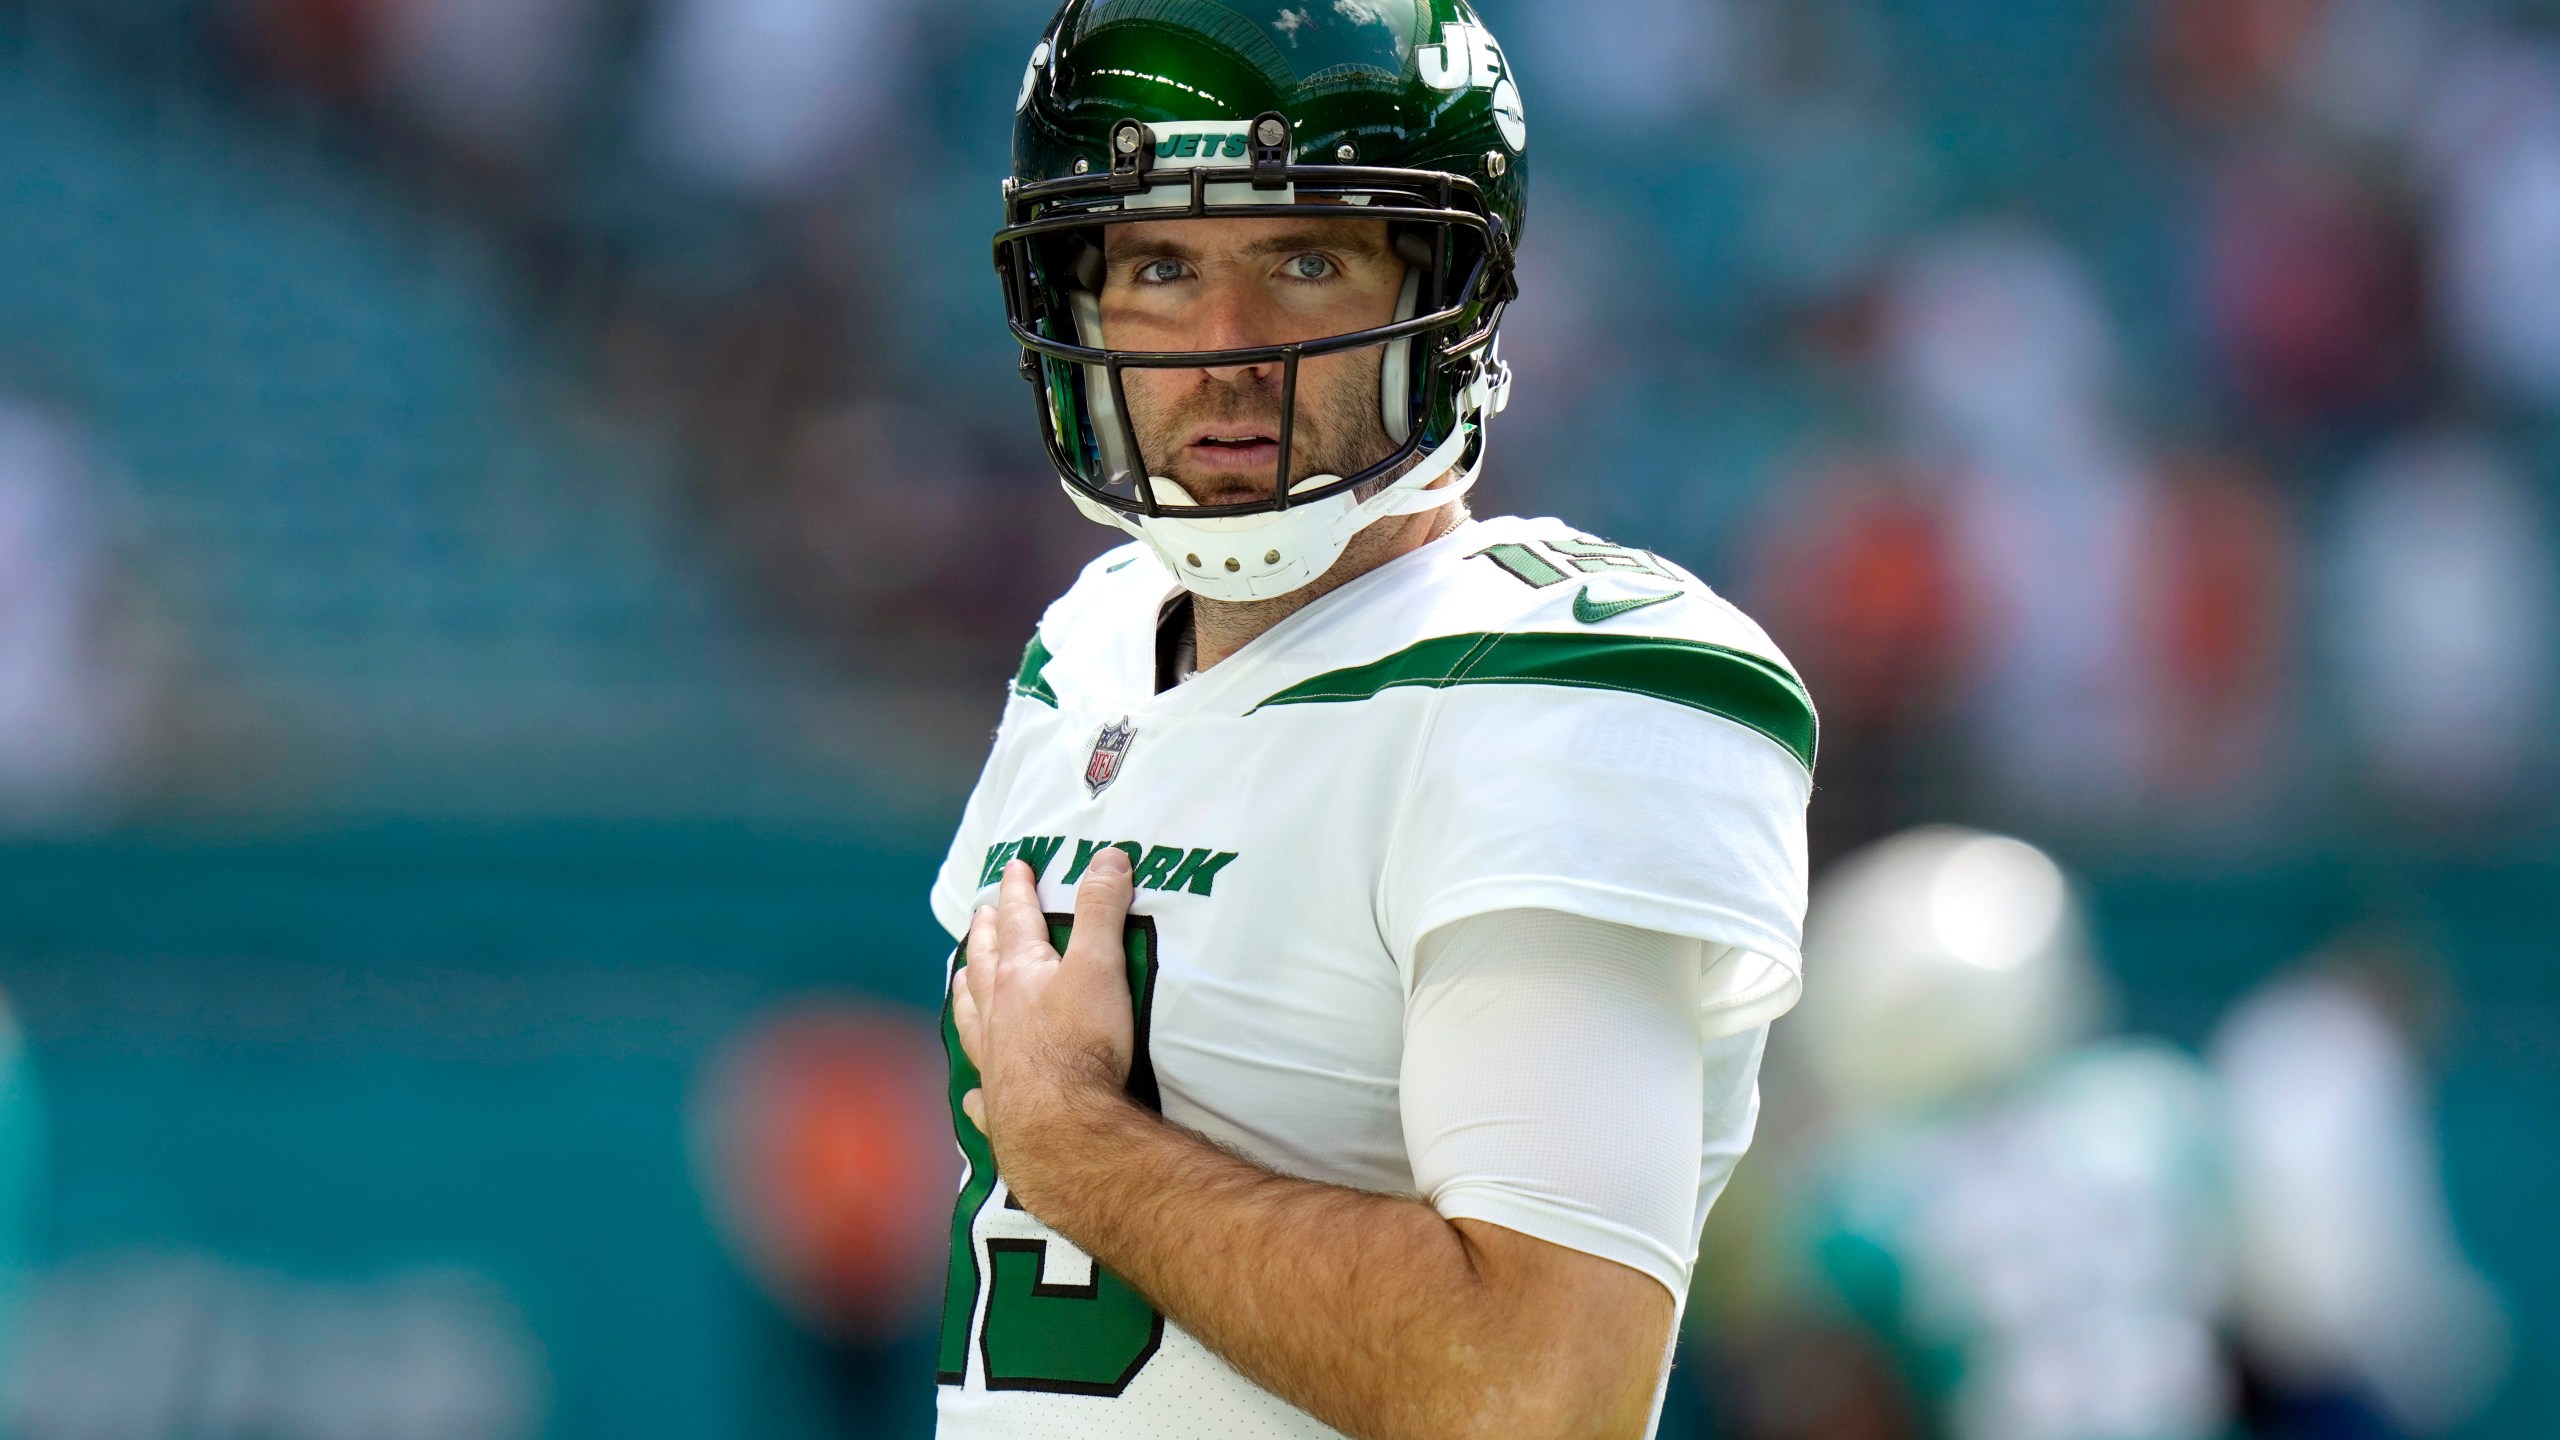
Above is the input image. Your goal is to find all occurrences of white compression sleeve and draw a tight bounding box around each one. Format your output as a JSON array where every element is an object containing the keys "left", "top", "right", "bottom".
[{"left": 1402, "top": 908, "right": 1771, "bottom": 1301}]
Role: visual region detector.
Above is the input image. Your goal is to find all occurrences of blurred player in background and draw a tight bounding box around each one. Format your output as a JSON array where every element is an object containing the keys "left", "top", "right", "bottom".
[
  {"left": 931, "top": 1, "right": 1815, "bottom": 1435},
  {"left": 2213, "top": 942, "right": 2509, "bottom": 1439},
  {"left": 1697, "top": 827, "right": 2503, "bottom": 1440},
  {"left": 0, "top": 987, "right": 43, "bottom": 1389}
]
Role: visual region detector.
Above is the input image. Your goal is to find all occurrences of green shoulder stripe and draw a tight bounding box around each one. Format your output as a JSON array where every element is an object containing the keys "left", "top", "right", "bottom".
[
  {"left": 1249, "top": 632, "right": 1817, "bottom": 771},
  {"left": 1012, "top": 633, "right": 1059, "bottom": 708}
]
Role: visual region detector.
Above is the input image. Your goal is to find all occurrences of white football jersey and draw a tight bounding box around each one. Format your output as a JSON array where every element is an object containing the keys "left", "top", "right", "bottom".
[{"left": 930, "top": 515, "right": 1816, "bottom": 1439}]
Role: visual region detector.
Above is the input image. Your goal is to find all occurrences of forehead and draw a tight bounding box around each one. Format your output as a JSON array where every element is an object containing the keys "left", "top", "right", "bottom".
[{"left": 1099, "top": 215, "right": 1391, "bottom": 260}]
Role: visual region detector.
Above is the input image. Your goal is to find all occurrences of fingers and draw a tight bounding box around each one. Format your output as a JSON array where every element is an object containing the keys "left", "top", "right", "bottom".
[
  {"left": 964, "top": 904, "right": 998, "bottom": 1018},
  {"left": 996, "top": 860, "right": 1056, "bottom": 965},
  {"left": 964, "top": 857, "right": 1134, "bottom": 1132},
  {"left": 952, "top": 962, "right": 985, "bottom": 1067},
  {"left": 1061, "top": 844, "right": 1135, "bottom": 974}
]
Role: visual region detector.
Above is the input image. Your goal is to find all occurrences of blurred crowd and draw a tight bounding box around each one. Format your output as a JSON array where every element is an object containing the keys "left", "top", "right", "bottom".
[
  {"left": 1508, "top": 0, "right": 2560, "bottom": 859},
  {"left": 1, "top": 0, "right": 2548, "bottom": 853},
  {"left": 0, "top": 390, "right": 154, "bottom": 825},
  {"left": 1737, "top": 0, "right": 2560, "bottom": 855},
  {"left": 0, "top": 0, "right": 2551, "bottom": 1437},
  {"left": 191, "top": 0, "right": 1115, "bottom": 693}
]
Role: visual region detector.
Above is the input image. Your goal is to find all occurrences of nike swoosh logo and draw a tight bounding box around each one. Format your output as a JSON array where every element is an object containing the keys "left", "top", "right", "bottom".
[{"left": 1572, "top": 586, "right": 1681, "bottom": 625}]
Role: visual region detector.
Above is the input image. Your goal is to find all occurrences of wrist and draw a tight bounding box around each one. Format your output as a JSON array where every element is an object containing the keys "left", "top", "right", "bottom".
[{"left": 996, "top": 1075, "right": 1149, "bottom": 1220}]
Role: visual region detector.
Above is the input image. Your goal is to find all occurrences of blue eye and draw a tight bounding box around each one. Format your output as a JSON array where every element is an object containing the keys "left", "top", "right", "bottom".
[
  {"left": 1286, "top": 254, "right": 1335, "bottom": 281},
  {"left": 1138, "top": 259, "right": 1189, "bottom": 284}
]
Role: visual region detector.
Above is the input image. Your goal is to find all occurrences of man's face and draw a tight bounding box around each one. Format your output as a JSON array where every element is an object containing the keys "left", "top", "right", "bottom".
[{"left": 1097, "top": 216, "right": 1408, "bottom": 507}]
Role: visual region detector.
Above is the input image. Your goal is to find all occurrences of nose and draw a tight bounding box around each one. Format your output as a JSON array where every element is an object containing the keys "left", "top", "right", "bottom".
[{"left": 1188, "top": 272, "right": 1288, "bottom": 384}]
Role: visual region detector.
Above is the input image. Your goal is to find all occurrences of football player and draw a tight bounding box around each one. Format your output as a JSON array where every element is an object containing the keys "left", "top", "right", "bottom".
[
  {"left": 1752, "top": 828, "right": 2506, "bottom": 1440},
  {"left": 934, "top": 3, "right": 1816, "bottom": 1436}
]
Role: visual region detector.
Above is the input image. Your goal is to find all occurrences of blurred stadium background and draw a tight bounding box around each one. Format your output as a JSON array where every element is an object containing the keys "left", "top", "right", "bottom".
[{"left": 0, "top": 0, "right": 2552, "bottom": 1436}]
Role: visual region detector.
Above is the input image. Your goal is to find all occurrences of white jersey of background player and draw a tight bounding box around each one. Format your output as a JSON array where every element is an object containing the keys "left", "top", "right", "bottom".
[
  {"left": 1768, "top": 827, "right": 2506, "bottom": 1440},
  {"left": 932, "top": 3, "right": 1815, "bottom": 1436}
]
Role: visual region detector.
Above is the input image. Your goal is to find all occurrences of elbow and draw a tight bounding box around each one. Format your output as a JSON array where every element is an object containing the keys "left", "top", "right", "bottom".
[
  {"left": 1429, "top": 1220, "right": 1675, "bottom": 1440},
  {"left": 1455, "top": 1347, "right": 1656, "bottom": 1440},
  {"left": 1459, "top": 1389, "right": 1646, "bottom": 1440},
  {"left": 1495, "top": 1363, "right": 1658, "bottom": 1424}
]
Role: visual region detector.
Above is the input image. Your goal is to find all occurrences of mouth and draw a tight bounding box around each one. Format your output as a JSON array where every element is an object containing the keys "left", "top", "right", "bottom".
[{"left": 1182, "top": 431, "right": 1283, "bottom": 479}]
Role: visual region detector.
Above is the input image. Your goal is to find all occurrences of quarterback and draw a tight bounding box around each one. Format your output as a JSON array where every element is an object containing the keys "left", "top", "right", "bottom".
[{"left": 932, "top": 2, "right": 1815, "bottom": 1437}]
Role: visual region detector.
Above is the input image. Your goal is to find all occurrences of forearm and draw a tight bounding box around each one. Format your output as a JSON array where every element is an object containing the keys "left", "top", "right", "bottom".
[{"left": 1003, "top": 1088, "right": 1652, "bottom": 1440}]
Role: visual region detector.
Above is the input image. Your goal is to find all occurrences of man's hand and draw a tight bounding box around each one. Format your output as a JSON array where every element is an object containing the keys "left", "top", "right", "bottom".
[{"left": 950, "top": 845, "right": 1140, "bottom": 1210}]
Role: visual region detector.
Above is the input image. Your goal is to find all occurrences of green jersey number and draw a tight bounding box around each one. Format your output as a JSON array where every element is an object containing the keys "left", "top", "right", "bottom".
[{"left": 937, "top": 916, "right": 1165, "bottom": 1396}]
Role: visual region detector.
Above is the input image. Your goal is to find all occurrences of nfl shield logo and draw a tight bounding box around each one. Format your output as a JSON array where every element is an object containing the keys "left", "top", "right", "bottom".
[{"left": 1085, "top": 718, "right": 1136, "bottom": 796}]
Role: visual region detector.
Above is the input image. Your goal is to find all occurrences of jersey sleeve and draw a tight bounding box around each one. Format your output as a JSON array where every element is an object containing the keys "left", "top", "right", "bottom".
[{"left": 1381, "top": 672, "right": 1814, "bottom": 1037}]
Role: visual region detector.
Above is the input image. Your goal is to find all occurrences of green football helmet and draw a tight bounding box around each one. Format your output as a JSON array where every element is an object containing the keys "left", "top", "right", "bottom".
[{"left": 995, "top": 0, "right": 1526, "bottom": 600}]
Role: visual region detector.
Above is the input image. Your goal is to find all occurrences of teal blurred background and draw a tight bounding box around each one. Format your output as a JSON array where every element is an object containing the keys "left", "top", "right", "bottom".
[{"left": 0, "top": 0, "right": 2552, "bottom": 1436}]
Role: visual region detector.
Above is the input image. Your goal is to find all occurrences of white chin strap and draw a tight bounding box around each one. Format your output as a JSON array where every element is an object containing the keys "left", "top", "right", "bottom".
[
  {"left": 1067, "top": 276, "right": 1510, "bottom": 603},
  {"left": 1067, "top": 411, "right": 1487, "bottom": 601}
]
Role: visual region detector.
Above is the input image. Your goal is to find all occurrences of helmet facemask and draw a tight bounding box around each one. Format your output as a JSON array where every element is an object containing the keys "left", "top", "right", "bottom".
[{"left": 995, "top": 116, "right": 1517, "bottom": 601}]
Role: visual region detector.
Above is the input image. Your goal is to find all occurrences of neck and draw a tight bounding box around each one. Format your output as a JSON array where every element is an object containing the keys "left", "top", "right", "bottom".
[{"left": 1190, "top": 501, "right": 1466, "bottom": 671}]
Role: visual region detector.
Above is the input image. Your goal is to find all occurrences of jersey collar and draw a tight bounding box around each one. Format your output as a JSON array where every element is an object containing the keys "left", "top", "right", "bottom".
[{"left": 1137, "top": 516, "right": 1488, "bottom": 719}]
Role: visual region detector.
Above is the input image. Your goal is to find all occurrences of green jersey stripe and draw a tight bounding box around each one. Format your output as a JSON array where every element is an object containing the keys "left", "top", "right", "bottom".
[
  {"left": 1012, "top": 633, "right": 1060, "bottom": 708},
  {"left": 1248, "top": 632, "right": 1818, "bottom": 771}
]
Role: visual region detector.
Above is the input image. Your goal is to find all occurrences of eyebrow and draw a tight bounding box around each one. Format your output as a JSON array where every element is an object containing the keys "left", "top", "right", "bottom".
[{"left": 1105, "top": 223, "right": 1391, "bottom": 267}]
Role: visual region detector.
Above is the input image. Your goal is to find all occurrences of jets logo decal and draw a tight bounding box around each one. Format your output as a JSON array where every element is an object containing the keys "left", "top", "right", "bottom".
[
  {"left": 1149, "top": 127, "right": 1252, "bottom": 162},
  {"left": 1418, "top": 21, "right": 1526, "bottom": 153},
  {"left": 1016, "top": 39, "right": 1049, "bottom": 113},
  {"left": 1120, "top": 121, "right": 1294, "bottom": 211}
]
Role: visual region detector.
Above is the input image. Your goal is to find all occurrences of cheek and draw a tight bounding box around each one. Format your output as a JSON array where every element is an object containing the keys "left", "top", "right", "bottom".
[
  {"left": 1117, "top": 366, "right": 1172, "bottom": 404},
  {"left": 1114, "top": 367, "right": 1187, "bottom": 430},
  {"left": 1298, "top": 349, "right": 1385, "bottom": 426}
]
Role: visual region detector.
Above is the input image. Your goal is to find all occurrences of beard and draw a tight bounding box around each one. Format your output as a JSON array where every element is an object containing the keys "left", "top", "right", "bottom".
[{"left": 1122, "top": 357, "right": 1398, "bottom": 508}]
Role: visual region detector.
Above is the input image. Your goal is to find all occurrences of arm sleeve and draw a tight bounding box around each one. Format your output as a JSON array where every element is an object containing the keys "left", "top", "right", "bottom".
[
  {"left": 1401, "top": 907, "right": 1770, "bottom": 1301},
  {"left": 1383, "top": 686, "right": 1812, "bottom": 1039}
]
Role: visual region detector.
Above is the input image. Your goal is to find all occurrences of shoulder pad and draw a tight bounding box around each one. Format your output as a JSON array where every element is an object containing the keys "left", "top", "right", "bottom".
[
  {"left": 1010, "top": 543, "right": 1169, "bottom": 709},
  {"left": 1254, "top": 517, "right": 1817, "bottom": 771}
]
